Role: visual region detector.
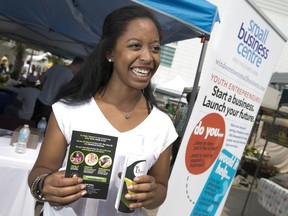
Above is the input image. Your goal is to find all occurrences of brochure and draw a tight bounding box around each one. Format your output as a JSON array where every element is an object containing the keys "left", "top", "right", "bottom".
[{"left": 65, "top": 130, "right": 118, "bottom": 199}]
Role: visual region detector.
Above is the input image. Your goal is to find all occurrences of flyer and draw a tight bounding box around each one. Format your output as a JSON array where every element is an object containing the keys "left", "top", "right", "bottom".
[{"left": 65, "top": 130, "right": 118, "bottom": 199}]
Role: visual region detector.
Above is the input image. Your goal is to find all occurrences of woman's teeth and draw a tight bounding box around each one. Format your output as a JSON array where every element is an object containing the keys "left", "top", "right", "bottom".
[{"left": 131, "top": 68, "right": 150, "bottom": 77}]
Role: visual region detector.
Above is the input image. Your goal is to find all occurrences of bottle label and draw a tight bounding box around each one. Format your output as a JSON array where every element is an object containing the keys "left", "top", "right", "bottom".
[
  {"left": 37, "top": 122, "right": 47, "bottom": 130},
  {"left": 133, "top": 161, "right": 146, "bottom": 176},
  {"left": 19, "top": 132, "right": 29, "bottom": 141}
]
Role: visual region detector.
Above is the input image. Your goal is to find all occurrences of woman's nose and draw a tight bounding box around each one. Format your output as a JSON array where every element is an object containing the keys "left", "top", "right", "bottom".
[{"left": 139, "top": 48, "right": 153, "bottom": 62}]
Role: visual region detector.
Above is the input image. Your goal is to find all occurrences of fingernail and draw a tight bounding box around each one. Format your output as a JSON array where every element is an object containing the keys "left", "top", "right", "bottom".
[
  {"left": 134, "top": 177, "right": 139, "bottom": 181},
  {"left": 81, "top": 190, "right": 87, "bottom": 196},
  {"left": 127, "top": 185, "right": 133, "bottom": 190},
  {"left": 125, "top": 194, "right": 131, "bottom": 199},
  {"left": 77, "top": 178, "right": 83, "bottom": 183},
  {"left": 80, "top": 184, "right": 86, "bottom": 189}
]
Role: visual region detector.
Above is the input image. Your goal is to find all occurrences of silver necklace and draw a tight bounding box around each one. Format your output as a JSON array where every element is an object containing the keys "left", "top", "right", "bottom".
[
  {"left": 123, "top": 112, "right": 132, "bottom": 119},
  {"left": 98, "top": 95, "right": 138, "bottom": 120}
]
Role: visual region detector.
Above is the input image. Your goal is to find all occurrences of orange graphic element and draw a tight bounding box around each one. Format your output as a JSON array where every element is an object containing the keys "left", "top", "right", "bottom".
[{"left": 185, "top": 113, "right": 225, "bottom": 174}]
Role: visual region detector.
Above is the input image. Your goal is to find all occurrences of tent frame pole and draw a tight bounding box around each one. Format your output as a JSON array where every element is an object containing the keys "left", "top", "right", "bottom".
[
  {"left": 240, "top": 100, "right": 281, "bottom": 216},
  {"left": 180, "top": 36, "right": 209, "bottom": 138},
  {"left": 241, "top": 88, "right": 288, "bottom": 215}
]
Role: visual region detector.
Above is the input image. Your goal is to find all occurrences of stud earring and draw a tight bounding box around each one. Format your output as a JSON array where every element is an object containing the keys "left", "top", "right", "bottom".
[{"left": 108, "top": 58, "right": 112, "bottom": 62}]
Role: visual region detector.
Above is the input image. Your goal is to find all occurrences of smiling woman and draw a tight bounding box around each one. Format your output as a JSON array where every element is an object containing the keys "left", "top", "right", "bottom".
[{"left": 28, "top": 5, "right": 177, "bottom": 216}]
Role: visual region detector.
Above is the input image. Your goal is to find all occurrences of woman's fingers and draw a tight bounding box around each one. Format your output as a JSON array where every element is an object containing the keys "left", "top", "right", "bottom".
[
  {"left": 46, "top": 188, "right": 87, "bottom": 206},
  {"left": 42, "top": 170, "right": 87, "bottom": 205},
  {"left": 124, "top": 175, "right": 157, "bottom": 208}
]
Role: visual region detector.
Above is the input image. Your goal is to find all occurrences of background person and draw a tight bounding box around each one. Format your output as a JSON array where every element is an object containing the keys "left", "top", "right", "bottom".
[
  {"left": 28, "top": 5, "right": 177, "bottom": 216},
  {"left": 171, "top": 92, "right": 191, "bottom": 166},
  {"left": 4, "top": 80, "right": 40, "bottom": 120},
  {"left": 0, "top": 63, "right": 7, "bottom": 74},
  {"left": 30, "top": 57, "right": 84, "bottom": 123},
  {"left": 1, "top": 55, "right": 9, "bottom": 71}
]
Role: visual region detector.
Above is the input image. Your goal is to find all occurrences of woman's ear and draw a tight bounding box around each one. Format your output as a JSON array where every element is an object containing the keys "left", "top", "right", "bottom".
[{"left": 106, "top": 51, "right": 114, "bottom": 63}]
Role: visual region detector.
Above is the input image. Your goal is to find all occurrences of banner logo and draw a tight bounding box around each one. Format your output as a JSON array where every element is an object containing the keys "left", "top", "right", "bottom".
[{"left": 237, "top": 20, "right": 270, "bottom": 68}]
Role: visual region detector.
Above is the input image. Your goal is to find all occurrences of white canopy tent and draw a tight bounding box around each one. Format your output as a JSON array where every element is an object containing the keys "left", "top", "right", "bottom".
[{"left": 154, "top": 75, "right": 188, "bottom": 98}]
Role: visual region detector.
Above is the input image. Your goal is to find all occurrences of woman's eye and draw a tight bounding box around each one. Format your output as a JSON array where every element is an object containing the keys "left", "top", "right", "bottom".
[
  {"left": 152, "top": 46, "right": 161, "bottom": 53},
  {"left": 128, "top": 43, "right": 141, "bottom": 49}
]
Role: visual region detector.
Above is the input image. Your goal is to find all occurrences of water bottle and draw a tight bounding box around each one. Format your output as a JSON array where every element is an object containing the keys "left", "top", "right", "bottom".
[
  {"left": 37, "top": 117, "right": 47, "bottom": 142},
  {"left": 15, "top": 124, "right": 30, "bottom": 154}
]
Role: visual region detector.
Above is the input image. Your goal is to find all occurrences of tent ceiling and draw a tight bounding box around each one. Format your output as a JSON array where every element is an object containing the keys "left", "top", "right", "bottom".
[{"left": 0, "top": 0, "right": 219, "bottom": 59}]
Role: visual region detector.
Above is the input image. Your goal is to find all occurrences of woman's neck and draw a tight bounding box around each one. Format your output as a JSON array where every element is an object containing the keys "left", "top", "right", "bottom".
[{"left": 97, "top": 88, "right": 143, "bottom": 112}]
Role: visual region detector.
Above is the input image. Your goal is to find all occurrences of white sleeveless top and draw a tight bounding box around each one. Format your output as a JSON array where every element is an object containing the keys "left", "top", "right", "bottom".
[{"left": 44, "top": 98, "right": 177, "bottom": 216}]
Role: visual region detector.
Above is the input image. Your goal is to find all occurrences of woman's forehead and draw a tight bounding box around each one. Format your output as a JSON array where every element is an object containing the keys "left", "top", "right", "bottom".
[{"left": 119, "top": 18, "right": 160, "bottom": 42}]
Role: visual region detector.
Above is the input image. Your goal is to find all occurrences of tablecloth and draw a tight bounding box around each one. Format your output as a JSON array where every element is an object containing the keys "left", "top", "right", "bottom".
[
  {"left": 257, "top": 178, "right": 288, "bottom": 216},
  {"left": 0, "top": 135, "right": 40, "bottom": 216}
]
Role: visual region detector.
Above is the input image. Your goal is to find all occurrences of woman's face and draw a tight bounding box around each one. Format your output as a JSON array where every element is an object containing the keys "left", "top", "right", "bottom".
[{"left": 109, "top": 18, "right": 160, "bottom": 90}]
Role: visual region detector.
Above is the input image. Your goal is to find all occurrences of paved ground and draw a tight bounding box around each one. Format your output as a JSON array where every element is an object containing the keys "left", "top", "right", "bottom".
[{"left": 221, "top": 185, "right": 273, "bottom": 216}]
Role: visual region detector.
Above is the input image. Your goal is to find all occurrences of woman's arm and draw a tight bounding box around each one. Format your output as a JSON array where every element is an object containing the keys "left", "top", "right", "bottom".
[
  {"left": 28, "top": 112, "right": 87, "bottom": 206},
  {"left": 28, "top": 112, "right": 67, "bottom": 180}
]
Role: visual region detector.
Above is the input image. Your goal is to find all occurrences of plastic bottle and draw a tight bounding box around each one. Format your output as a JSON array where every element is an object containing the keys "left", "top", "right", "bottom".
[
  {"left": 15, "top": 124, "right": 30, "bottom": 154},
  {"left": 37, "top": 117, "right": 47, "bottom": 142}
]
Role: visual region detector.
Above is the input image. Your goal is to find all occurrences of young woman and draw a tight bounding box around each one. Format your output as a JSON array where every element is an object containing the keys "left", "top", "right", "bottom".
[{"left": 28, "top": 5, "right": 177, "bottom": 216}]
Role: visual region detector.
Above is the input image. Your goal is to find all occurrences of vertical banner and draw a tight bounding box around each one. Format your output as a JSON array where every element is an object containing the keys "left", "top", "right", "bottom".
[{"left": 158, "top": 0, "right": 286, "bottom": 215}]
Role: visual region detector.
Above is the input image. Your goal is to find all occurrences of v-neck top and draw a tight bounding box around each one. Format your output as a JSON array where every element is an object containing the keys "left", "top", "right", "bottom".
[{"left": 44, "top": 98, "right": 177, "bottom": 216}]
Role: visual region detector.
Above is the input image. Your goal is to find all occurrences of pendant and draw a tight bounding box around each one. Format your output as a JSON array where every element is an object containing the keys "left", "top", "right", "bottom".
[{"left": 124, "top": 113, "right": 131, "bottom": 119}]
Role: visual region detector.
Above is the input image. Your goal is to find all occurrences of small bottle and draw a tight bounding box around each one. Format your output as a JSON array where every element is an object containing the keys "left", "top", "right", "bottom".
[
  {"left": 37, "top": 117, "right": 47, "bottom": 142},
  {"left": 16, "top": 124, "right": 30, "bottom": 154}
]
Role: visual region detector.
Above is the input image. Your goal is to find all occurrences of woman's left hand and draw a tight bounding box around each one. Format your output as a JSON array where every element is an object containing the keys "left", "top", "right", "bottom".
[{"left": 124, "top": 174, "right": 157, "bottom": 209}]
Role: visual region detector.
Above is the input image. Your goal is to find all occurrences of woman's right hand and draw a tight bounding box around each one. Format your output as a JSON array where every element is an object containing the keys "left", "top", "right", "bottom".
[{"left": 42, "top": 170, "right": 87, "bottom": 206}]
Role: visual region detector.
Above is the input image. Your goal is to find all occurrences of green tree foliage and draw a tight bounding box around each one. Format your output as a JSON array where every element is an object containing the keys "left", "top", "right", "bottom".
[{"left": 11, "top": 42, "right": 26, "bottom": 80}]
